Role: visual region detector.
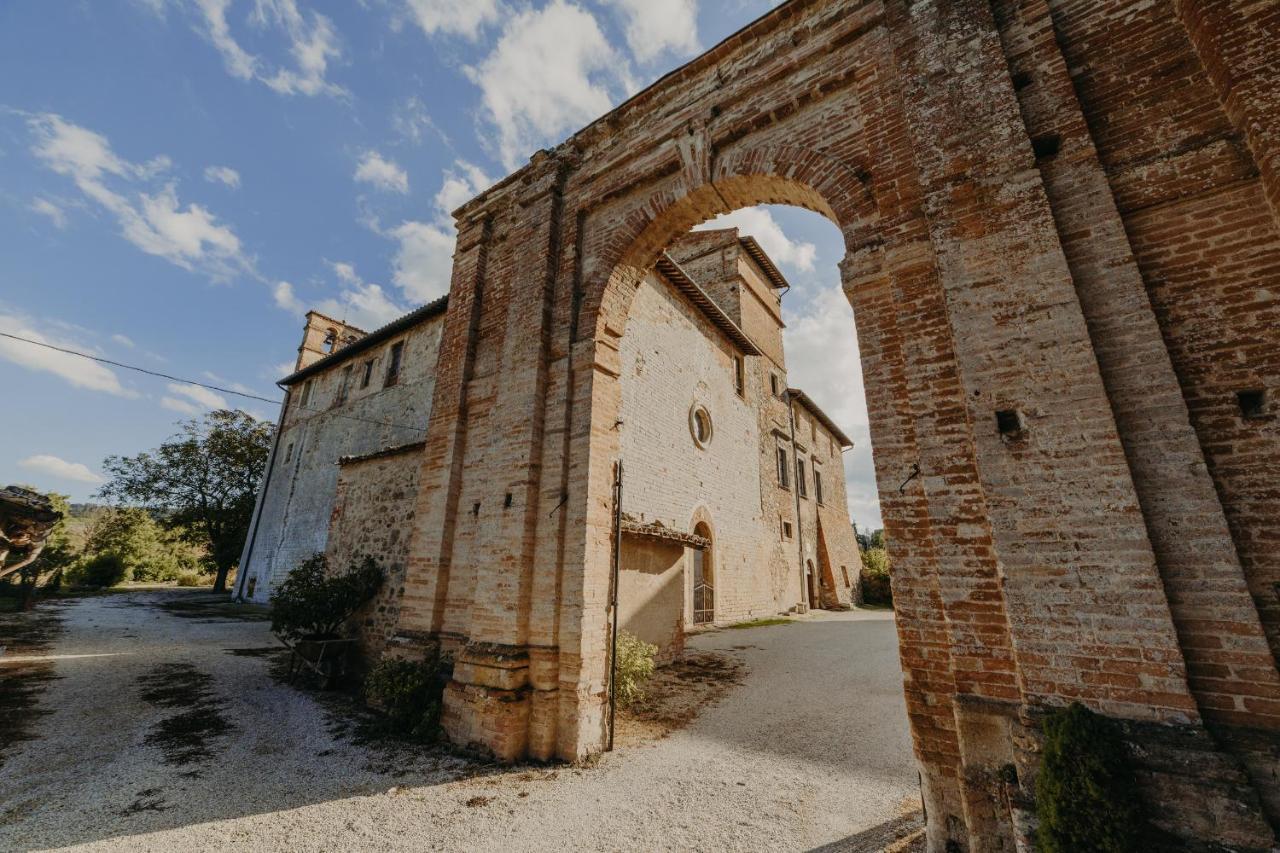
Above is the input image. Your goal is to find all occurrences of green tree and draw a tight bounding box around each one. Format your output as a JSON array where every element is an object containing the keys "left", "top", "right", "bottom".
[
  {"left": 81, "top": 507, "right": 203, "bottom": 582},
  {"left": 99, "top": 409, "right": 273, "bottom": 593}
]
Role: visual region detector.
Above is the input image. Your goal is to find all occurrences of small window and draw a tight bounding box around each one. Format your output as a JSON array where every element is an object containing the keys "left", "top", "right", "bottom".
[
  {"left": 690, "top": 404, "right": 713, "bottom": 448},
  {"left": 360, "top": 359, "right": 374, "bottom": 389},
  {"left": 781, "top": 519, "right": 793, "bottom": 540},
  {"left": 841, "top": 565, "right": 850, "bottom": 587},
  {"left": 814, "top": 468, "right": 824, "bottom": 505},
  {"left": 733, "top": 356, "right": 745, "bottom": 397},
  {"left": 385, "top": 341, "right": 404, "bottom": 387},
  {"left": 284, "top": 442, "right": 294, "bottom": 463},
  {"left": 770, "top": 373, "right": 780, "bottom": 397},
  {"left": 1238, "top": 389, "right": 1266, "bottom": 419},
  {"left": 776, "top": 446, "right": 790, "bottom": 489},
  {"left": 335, "top": 364, "right": 353, "bottom": 405},
  {"left": 797, "top": 459, "right": 808, "bottom": 499},
  {"left": 299, "top": 380, "right": 313, "bottom": 409}
]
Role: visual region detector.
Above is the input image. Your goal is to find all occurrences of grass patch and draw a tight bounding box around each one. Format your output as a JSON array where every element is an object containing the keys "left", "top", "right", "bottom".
[{"left": 725, "top": 617, "right": 792, "bottom": 629}]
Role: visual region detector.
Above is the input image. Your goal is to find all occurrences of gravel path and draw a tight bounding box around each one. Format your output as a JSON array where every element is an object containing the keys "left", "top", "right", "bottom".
[{"left": 0, "top": 591, "right": 919, "bottom": 852}]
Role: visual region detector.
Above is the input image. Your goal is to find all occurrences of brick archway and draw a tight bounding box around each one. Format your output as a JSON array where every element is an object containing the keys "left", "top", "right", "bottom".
[{"left": 388, "top": 1, "right": 1280, "bottom": 849}]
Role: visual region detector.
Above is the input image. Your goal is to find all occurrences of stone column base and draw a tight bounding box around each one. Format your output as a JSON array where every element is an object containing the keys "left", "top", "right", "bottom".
[{"left": 440, "top": 642, "right": 532, "bottom": 761}]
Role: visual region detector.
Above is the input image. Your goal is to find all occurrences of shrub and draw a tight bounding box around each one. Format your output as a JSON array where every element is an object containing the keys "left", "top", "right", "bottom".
[
  {"left": 614, "top": 631, "right": 657, "bottom": 708},
  {"left": 79, "top": 553, "right": 127, "bottom": 588},
  {"left": 363, "top": 654, "right": 444, "bottom": 742},
  {"left": 860, "top": 547, "right": 892, "bottom": 606},
  {"left": 175, "top": 571, "right": 208, "bottom": 587},
  {"left": 270, "top": 554, "right": 382, "bottom": 641},
  {"left": 1036, "top": 702, "right": 1145, "bottom": 853}
]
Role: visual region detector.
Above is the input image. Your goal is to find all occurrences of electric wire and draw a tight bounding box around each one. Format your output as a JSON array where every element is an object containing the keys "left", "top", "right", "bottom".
[{"left": 0, "top": 331, "right": 428, "bottom": 433}]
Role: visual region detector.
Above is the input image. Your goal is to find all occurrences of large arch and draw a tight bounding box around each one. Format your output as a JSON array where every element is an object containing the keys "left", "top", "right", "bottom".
[{"left": 388, "top": 1, "right": 1280, "bottom": 849}]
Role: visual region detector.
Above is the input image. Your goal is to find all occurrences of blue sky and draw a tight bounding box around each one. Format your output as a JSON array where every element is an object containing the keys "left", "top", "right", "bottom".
[{"left": 0, "top": 0, "right": 880, "bottom": 529}]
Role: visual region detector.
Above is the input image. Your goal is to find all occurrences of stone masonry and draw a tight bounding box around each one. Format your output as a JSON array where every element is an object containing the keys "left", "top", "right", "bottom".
[
  {"left": 367, "top": 1, "right": 1280, "bottom": 850},
  {"left": 238, "top": 0, "right": 1280, "bottom": 849}
]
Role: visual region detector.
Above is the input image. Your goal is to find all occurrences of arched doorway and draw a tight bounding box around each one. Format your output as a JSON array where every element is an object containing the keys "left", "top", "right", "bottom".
[{"left": 691, "top": 521, "right": 714, "bottom": 625}]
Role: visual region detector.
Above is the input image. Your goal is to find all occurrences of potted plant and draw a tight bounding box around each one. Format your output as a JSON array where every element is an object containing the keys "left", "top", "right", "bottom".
[{"left": 270, "top": 554, "right": 382, "bottom": 686}]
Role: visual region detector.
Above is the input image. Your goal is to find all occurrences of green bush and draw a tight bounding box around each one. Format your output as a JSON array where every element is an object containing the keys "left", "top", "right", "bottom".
[
  {"left": 614, "top": 631, "right": 657, "bottom": 708},
  {"left": 363, "top": 655, "right": 444, "bottom": 742},
  {"left": 270, "top": 554, "right": 382, "bottom": 640},
  {"left": 175, "top": 571, "right": 209, "bottom": 587},
  {"left": 860, "top": 547, "right": 892, "bottom": 606},
  {"left": 1036, "top": 702, "right": 1145, "bottom": 853},
  {"left": 79, "top": 553, "right": 127, "bottom": 588}
]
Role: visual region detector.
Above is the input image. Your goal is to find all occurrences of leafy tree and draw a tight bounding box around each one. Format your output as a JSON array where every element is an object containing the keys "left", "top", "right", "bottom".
[
  {"left": 868, "top": 528, "right": 886, "bottom": 550},
  {"left": 860, "top": 546, "right": 892, "bottom": 606},
  {"left": 99, "top": 409, "right": 273, "bottom": 593},
  {"left": 81, "top": 506, "right": 204, "bottom": 582}
]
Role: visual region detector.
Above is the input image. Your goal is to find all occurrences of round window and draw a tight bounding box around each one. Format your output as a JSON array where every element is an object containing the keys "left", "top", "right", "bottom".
[{"left": 689, "top": 404, "right": 713, "bottom": 448}]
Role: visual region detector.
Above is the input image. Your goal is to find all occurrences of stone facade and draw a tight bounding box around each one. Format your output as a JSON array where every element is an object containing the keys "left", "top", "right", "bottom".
[
  {"left": 235, "top": 303, "right": 445, "bottom": 602},
  {"left": 236, "top": 1, "right": 1280, "bottom": 849},
  {"left": 616, "top": 229, "right": 860, "bottom": 656}
]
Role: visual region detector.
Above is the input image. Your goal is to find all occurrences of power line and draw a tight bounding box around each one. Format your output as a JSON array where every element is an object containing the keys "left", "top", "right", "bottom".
[{"left": 0, "top": 331, "right": 427, "bottom": 434}]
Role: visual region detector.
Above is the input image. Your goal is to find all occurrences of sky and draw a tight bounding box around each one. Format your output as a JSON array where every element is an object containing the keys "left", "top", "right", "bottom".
[{"left": 0, "top": 0, "right": 881, "bottom": 530}]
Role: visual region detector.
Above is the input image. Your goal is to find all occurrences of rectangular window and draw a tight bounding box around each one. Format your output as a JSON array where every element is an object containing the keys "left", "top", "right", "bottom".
[
  {"left": 336, "top": 364, "right": 353, "bottom": 405},
  {"left": 776, "top": 446, "right": 790, "bottom": 489},
  {"left": 733, "top": 356, "right": 745, "bottom": 397},
  {"left": 814, "top": 467, "right": 824, "bottom": 505},
  {"left": 781, "top": 519, "right": 793, "bottom": 540},
  {"left": 385, "top": 341, "right": 404, "bottom": 387},
  {"left": 299, "top": 380, "right": 313, "bottom": 409},
  {"left": 360, "top": 359, "right": 374, "bottom": 389},
  {"left": 284, "top": 442, "right": 294, "bottom": 463},
  {"left": 841, "top": 565, "right": 850, "bottom": 587},
  {"left": 797, "top": 458, "right": 808, "bottom": 498},
  {"left": 770, "top": 373, "right": 780, "bottom": 397}
]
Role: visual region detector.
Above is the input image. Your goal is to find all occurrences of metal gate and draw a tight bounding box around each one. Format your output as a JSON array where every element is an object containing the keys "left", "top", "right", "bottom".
[{"left": 693, "top": 547, "right": 714, "bottom": 624}]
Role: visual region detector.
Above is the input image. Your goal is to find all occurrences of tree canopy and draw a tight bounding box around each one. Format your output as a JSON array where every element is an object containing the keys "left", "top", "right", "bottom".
[{"left": 99, "top": 409, "right": 273, "bottom": 592}]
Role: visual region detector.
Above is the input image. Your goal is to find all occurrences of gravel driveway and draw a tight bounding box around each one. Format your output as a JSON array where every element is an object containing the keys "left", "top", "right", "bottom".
[{"left": 0, "top": 590, "right": 919, "bottom": 852}]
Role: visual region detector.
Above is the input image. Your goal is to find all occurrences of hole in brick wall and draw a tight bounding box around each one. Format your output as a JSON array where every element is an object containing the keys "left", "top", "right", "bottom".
[
  {"left": 1031, "top": 132, "right": 1061, "bottom": 159},
  {"left": 1011, "top": 70, "right": 1033, "bottom": 90},
  {"left": 1237, "top": 389, "right": 1266, "bottom": 419},
  {"left": 472, "top": 502, "right": 481, "bottom": 517},
  {"left": 504, "top": 493, "right": 513, "bottom": 508},
  {"left": 996, "top": 409, "right": 1025, "bottom": 437}
]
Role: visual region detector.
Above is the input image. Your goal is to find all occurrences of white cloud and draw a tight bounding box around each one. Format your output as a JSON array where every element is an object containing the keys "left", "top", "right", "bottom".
[
  {"left": 19, "top": 454, "right": 103, "bottom": 485},
  {"left": 204, "top": 164, "right": 241, "bottom": 188},
  {"left": 467, "top": 1, "right": 628, "bottom": 169},
  {"left": 29, "top": 113, "right": 252, "bottom": 282},
  {"left": 401, "top": 0, "right": 500, "bottom": 39},
  {"left": 604, "top": 0, "right": 699, "bottom": 63},
  {"left": 30, "top": 197, "right": 67, "bottom": 228},
  {"left": 696, "top": 206, "right": 817, "bottom": 272},
  {"left": 183, "top": 0, "right": 346, "bottom": 97},
  {"left": 314, "top": 262, "right": 410, "bottom": 331},
  {"left": 391, "top": 95, "right": 446, "bottom": 146},
  {"left": 273, "top": 280, "right": 304, "bottom": 314},
  {"left": 0, "top": 312, "right": 136, "bottom": 397},
  {"left": 161, "top": 381, "right": 228, "bottom": 415},
  {"left": 355, "top": 150, "right": 409, "bottom": 194},
  {"left": 111, "top": 333, "right": 136, "bottom": 348},
  {"left": 267, "top": 359, "right": 296, "bottom": 380},
  {"left": 434, "top": 160, "right": 492, "bottom": 217},
  {"left": 388, "top": 221, "right": 454, "bottom": 303}
]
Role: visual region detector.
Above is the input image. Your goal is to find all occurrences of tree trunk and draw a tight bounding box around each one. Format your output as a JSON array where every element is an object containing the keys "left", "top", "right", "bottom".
[{"left": 213, "top": 564, "right": 231, "bottom": 594}]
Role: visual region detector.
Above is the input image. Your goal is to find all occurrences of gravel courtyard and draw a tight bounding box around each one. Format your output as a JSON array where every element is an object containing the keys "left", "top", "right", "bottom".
[{"left": 0, "top": 590, "right": 919, "bottom": 852}]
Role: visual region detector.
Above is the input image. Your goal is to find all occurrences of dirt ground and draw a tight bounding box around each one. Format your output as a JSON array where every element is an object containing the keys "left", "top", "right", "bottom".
[{"left": 0, "top": 590, "right": 920, "bottom": 852}]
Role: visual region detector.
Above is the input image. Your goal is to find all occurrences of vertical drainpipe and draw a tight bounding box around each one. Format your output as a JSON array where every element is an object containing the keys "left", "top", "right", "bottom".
[
  {"left": 234, "top": 385, "right": 291, "bottom": 601},
  {"left": 786, "top": 390, "right": 807, "bottom": 611}
]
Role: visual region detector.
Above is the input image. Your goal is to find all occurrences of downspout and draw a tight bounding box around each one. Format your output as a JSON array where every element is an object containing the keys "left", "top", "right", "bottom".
[
  {"left": 607, "top": 459, "right": 624, "bottom": 751},
  {"left": 786, "top": 391, "right": 807, "bottom": 611},
  {"left": 234, "top": 385, "right": 291, "bottom": 601}
]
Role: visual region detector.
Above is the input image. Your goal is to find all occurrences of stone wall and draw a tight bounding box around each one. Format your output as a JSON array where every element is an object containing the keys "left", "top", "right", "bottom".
[
  {"left": 325, "top": 442, "right": 425, "bottom": 659},
  {"left": 239, "top": 313, "right": 443, "bottom": 602}
]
